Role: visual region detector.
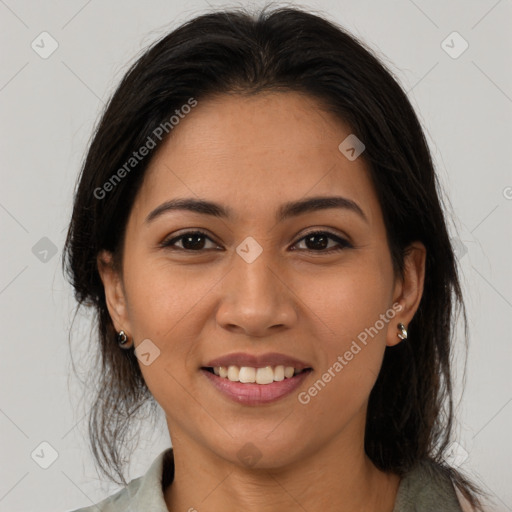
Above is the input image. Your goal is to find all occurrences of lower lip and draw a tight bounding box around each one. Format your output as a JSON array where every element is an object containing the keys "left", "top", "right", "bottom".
[{"left": 201, "top": 368, "right": 312, "bottom": 405}]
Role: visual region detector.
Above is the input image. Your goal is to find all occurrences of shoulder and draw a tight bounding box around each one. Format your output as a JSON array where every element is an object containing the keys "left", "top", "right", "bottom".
[
  {"left": 393, "top": 459, "right": 464, "bottom": 512},
  {"left": 66, "top": 476, "right": 144, "bottom": 512},
  {"left": 65, "top": 447, "right": 174, "bottom": 512}
]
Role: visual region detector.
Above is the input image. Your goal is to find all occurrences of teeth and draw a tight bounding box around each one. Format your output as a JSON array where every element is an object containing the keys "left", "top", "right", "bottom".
[
  {"left": 212, "top": 365, "right": 305, "bottom": 384},
  {"left": 274, "top": 365, "right": 284, "bottom": 381},
  {"left": 227, "top": 366, "right": 239, "bottom": 381},
  {"left": 239, "top": 366, "right": 256, "bottom": 383},
  {"left": 255, "top": 367, "right": 274, "bottom": 385},
  {"left": 284, "top": 366, "right": 295, "bottom": 379}
]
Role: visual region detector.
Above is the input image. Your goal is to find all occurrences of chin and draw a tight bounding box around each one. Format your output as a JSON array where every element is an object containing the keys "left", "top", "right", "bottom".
[{"left": 210, "top": 434, "right": 309, "bottom": 471}]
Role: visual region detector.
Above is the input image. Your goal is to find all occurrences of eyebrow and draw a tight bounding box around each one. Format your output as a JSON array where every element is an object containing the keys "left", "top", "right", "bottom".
[{"left": 145, "top": 195, "right": 368, "bottom": 225}]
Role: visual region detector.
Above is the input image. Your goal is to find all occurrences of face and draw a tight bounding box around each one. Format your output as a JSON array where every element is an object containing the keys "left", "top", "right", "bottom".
[{"left": 98, "top": 91, "right": 425, "bottom": 469}]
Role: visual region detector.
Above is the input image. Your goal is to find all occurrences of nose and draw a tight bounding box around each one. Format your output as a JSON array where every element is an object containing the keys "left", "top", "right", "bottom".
[{"left": 215, "top": 247, "right": 298, "bottom": 337}]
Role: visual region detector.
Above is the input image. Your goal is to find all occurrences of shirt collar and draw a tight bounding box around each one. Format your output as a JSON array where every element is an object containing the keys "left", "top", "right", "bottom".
[{"left": 123, "top": 447, "right": 174, "bottom": 511}]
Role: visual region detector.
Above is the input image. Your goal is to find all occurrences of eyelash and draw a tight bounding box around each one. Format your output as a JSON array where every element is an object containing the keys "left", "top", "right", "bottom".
[{"left": 160, "top": 230, "right": 352, "bottom": 254}]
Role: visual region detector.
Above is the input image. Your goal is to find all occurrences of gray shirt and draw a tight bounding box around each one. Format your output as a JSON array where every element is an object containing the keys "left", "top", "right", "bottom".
[{"left": 68, "top": 448, "right": 463, "bottom": 512}]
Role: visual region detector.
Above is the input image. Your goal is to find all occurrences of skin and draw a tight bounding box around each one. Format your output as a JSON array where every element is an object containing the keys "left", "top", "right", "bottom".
[{"left": 98, "top": 91, "right": 426, "bottom": 512}]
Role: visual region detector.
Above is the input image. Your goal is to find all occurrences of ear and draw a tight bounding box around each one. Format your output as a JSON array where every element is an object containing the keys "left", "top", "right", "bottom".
[
  {"left": 97, "top": 250, "right": 132, "bottom": 336},
  {"left": 386, "top": 241, "right": 426, "bottom": 347}
]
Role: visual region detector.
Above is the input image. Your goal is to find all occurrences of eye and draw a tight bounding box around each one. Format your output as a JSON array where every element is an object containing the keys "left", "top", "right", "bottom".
[
  {"left": 159, "top": 229, "right": 352, "bottom": 254},
  {"left": 160, "top": 230, "right": 220, "bottom": 251},
  {"left": 292, "top": 230, "right": 352, "bottom": 253}
]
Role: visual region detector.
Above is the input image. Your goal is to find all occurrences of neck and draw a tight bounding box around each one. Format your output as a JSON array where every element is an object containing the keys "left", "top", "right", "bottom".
[{"left": 163, "top": 431, "right": 400, "bottom": 512}]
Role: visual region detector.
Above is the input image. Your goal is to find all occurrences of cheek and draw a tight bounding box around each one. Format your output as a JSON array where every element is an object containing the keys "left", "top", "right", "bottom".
[
  {"left": 304, "top": 254, "right": 392, "bottom": 338},
  {"left": 123, "top": 252, "right": 217, "bottom": 337},
  {"left": 302, "top": 254, "right": 393, "bottom": 389},
  {"left": 121, "top": 255, "right": 209, "bottom": 387},
  {"left": 297, "top": 308, "right": 389, "bottom": 425}
]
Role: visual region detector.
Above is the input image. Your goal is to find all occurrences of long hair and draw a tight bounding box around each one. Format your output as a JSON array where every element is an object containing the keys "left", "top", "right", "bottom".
[{"left": 62, "top": 5, "right": 489, "bottom": 509}]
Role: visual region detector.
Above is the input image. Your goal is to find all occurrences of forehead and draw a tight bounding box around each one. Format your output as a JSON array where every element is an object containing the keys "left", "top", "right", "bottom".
[{"left": 132, "top": 92, "right": 379, "bottom": 228}]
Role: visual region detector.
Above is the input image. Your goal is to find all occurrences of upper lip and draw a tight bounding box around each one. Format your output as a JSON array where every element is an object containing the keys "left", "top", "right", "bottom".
[{"left": 203, "top": 352, "right": 312, "bottom": 370}]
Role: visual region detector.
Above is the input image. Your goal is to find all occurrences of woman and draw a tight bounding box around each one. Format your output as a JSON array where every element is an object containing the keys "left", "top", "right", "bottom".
[{"left": 63, "top": 5, "right": 490, "bottom": 511}]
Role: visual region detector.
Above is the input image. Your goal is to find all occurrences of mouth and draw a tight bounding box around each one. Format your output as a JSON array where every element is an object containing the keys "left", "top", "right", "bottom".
[
  {"left": 201, "top": 365, "right": 312, "bottom": 384},
  {"left": 200, "top": 365, "right": 313, "bottom": 405}
]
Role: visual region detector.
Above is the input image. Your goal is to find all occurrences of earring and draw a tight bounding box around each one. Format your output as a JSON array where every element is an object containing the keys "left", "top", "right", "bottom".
[
  {"left": 397, "top": 323, "right": 408, "bottom": 341},
  {"left": 117, "top": 330, "right": 132, "bottom": 349}
]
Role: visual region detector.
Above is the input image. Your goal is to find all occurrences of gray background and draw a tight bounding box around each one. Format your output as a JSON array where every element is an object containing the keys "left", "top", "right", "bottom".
[{"left": 1, "top": 0, "right": 511, "bottom": 511}]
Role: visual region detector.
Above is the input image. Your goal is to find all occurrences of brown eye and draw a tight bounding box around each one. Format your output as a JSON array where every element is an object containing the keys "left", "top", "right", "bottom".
[
  {"left": 293, "top": 231, "right": 352, "bottom": 253},
  {"left": 160, "top": 231, "right": 218, "bottom": 251},
  {"left": 160, "top": 229, "right": 351, "bottom": 254}
]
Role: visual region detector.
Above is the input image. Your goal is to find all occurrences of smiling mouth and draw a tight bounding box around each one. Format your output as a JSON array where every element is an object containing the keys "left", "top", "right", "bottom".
[{"left": 201, "top": 365, "right": 312, "bottom": 385}]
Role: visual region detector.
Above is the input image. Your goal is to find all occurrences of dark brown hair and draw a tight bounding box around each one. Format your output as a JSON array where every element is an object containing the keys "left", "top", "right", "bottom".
[{"left": 63, "top": 4, "right": 490, "bottom": 509}]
